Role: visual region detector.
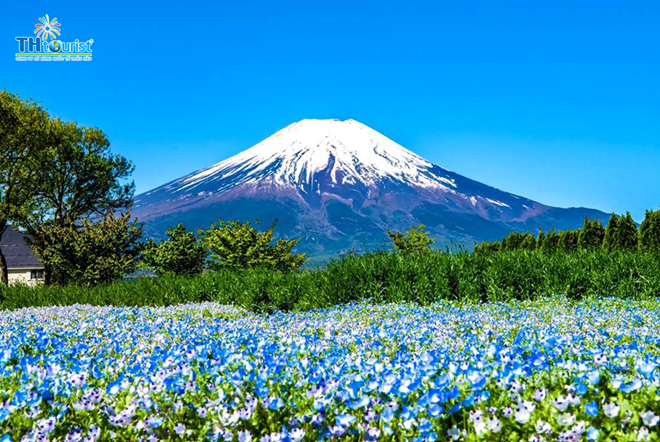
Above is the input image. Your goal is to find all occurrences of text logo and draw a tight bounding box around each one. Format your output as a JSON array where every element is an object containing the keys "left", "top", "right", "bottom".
[{"left": 15, "top": 15, "right": 93, "bottom": 62}]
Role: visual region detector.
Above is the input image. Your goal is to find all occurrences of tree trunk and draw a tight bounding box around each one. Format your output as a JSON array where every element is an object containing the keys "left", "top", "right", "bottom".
[
  {"left": 0, "top": 222, "right": 7, "bottom": 285},
  {"left": 44, "top": 263, "right": 53, "bottom": 286}
]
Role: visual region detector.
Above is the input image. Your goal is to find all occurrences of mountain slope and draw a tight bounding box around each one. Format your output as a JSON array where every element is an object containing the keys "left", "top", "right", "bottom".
[{"left": 134, "top": 119, "right": 608, "bottom": 257}]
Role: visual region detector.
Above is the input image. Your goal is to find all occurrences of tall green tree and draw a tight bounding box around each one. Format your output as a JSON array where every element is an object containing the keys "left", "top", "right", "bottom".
[
  {"left": 639, "top": 210, "right": 660, "bottom": 253},
  {"left": 501, "top": 231, "right": 527, "bottom": 251},
  {"left": 602, "top": 213, "right": 619, "bottom": 253},
  {"left": 0, "top": 91, "right": 49, "bottom": 284},
  {"left": 387, "top": 224, "right": 436, "bottom": 255},
  {"left": 34, "top": 212, "right": 143, "bottom": 286},
  {"left": 559, "top": 229, "right": 579, "bottom": 253},
  {"left": 578, "top": 217, "right": 605, "bottom": 250},
  {"left": 5, "top": 98, "right": 134, "bottom": 284},
  {"left": 19, "top": 120, "right": 133, "bottom": 268},
  {"left": 536, "top": 229, "right": 546, "bottom": 250},
  {"left": 541, "top": 229, "right": 560, "bottom": 253},
  {"left": 520, "top": 232, "right": 537, "bottom": 251},
  {"left": 617, "top": 212, "right": 638, "bottom": 252},
  {"left": 199, "top": 220, "right": 306, "bottom": 272},
  {"left": 474, "top": 240, "right": 500, "bottom": 254},
  {"left": 142, "top": 223, "right": 206, "bottom": 276}
]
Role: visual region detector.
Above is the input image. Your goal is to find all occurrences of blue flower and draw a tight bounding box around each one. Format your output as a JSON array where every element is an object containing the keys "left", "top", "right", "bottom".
[
  {"left": 586, "top": 426, "right": 599, "bottom": 441},
  {"left": 620, "top": 378, "right": 642, "bottom": 393},
  {"left": 585, "top": 401, "right": 598, "bottom": 417}
]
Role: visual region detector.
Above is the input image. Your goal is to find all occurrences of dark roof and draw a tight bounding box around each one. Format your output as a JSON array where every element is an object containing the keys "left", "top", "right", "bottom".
[{"left": 0, "top": 226, "right": 44, "bottom": 270}]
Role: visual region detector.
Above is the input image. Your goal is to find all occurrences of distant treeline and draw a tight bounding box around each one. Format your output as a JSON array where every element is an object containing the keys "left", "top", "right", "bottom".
[{"left": 475, "top": 210, "right": 660, "bottom": 254}]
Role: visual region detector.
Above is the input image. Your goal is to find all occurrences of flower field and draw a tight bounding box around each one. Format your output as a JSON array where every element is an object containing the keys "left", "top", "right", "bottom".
[{"left": 1, "top": 298, "right": 659, "bottom": 441}]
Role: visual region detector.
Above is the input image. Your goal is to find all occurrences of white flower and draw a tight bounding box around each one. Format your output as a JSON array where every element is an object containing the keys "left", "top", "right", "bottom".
[
  {"left": 637, "top": 427, "right": 649, "bottom": 441},
  {"left": 571, "top": 421, "right": 586, "bottom": 436},
  {"left": 567, "top": 395, "right": 580, "bottom": 406},
  {"left": 289, "top": 428, "right": 305, "bottom": 442},
  {"left": 237, "top": 430, "right": 252, "bottom": 442},
  {"left": 515, "top": 405, "right": 531, "bottom": 424},
  {"left": 533, "top": 388, "right": 547, "bottom": 401},
  {"left": 447, "top": 425, "right": 463, "bottom": 441},
  {"left": 469, "top": 410, "right": 484, "bottom": 422},
  {"left": 535, "top": 420, "right": 552, "bottom": 434},
  {"left": 365, "top": 427, "right": 380, "bottom": 441},
  {"left": 510, "top": 380, "right": 524, "bottom": 393},
  {"left": 524, "top": 400, "right": 536, "bottom": 412},
  {"left": 174, "top": 424, "right": 186, "bottom": 436},
  {"left": 603, "top": 402, "right": 620, "bottom": 418},
  {"left": 37, "top": 417, "right": 56, "bottom": 433},
  {"left": 557, "top": 413, "right": 576, "bottom": 427},
  {"left": 472, "top": 417, "right": 487, "bottom": 436},
  {"left": 553, "top": 396, "right": 570, "bottom": 411},
  {"left": 486, "top": 416, "right": 501, "bottom": 433},
  {"left": 640, "top": 411, "right": 659, "bottom": 427}
]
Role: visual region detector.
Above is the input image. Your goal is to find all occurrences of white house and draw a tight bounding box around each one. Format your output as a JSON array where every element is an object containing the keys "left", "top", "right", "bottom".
[{"left": 0, "top": 226, "right": 45, "bottom": 286}]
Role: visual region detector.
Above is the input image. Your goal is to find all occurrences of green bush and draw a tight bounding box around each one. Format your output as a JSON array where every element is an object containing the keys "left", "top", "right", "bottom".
[
  {"left": 2, "top": 250, "right": 659, "bottom": 312},
  {"left": 639, "top": 209, "right": 660, "bottom": 252},
  {"left": 33, "top": 212, "right": 143, "bottom": 286},
  {"left": 386, "top": 224, "right": 436, "bottom": 255},
  {"left": 142, "top": 223, "right": 206, "bottom": 276},
  {"left": 198, "top": 220, "right": 306, "bottom": 271}
]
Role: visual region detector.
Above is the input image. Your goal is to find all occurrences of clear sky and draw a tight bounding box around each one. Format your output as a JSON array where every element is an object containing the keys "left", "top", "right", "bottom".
[{"left": 2, "top": 1, "right": 659, "bottom": 221}]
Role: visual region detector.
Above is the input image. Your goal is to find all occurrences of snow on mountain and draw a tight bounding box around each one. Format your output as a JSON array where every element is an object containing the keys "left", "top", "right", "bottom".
[
  {"left": 134, "top": 119, "right": 609, "bottom": 257},
  {"left": 164, "top": 119, "right": 457, "bottom": 194}
]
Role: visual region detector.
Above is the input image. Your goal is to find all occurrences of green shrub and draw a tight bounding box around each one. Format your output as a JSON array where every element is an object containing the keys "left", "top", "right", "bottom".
[
  {"left": 639, "top": 209, "right": 660, "bottom": 252},
  {"left": 198, "top": 220, "right": 306, "bottom": 271},
  {"left": 142, "top": 223, "right": 206, "bottom": 276},
  {"left": 386, "top": 224, "right": 435, "bottom": 255},
  {"left": 1, "top": 250, "right": 659, "bottom": 311},
  {"left": 33, "top": 212, "right": 143, "bottom": 286}
]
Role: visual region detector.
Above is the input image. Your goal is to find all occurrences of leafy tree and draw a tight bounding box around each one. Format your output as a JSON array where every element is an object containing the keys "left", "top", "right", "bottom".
[
  {"left": 617, "top": 212, "right": 638, "bottom": 252},
  {"left": 142, "top": 223, "right": 206, "bottom": 276},
  {"left": 602, "top": 213, "right": 619, "bottom": 253},
  {"left": 500, "top": 234, "right": 511, "bottom": 251},
  {"left": 559, "top": 229, "right": 579, "bottom": 253},
  {"left": 536, "top": 229, "right": 546, "bottom": 250},
  {"left": 0, "top": 91, "right": 134, "bottom": 284},
  {"left": 32, "top": 212, "right": 143, "bottom": 286},
  {"left": 501, "top": 231, "right": 536, "bottom": 251},
  {"left": 0, "top": 91, "right": 49, "bottom": 283},
  {"left": 387, "top": 224, "right": 435, "bottom": 255},
  {"left": 199, "top": 220, "right": 306, "bottom": 272},
  {"left": 639, "top": 210, "right": 660, "bottom": 253},
  {"left": 541, "top": 229, "right": 561, "bottom": 253},
  {"left": 520, "top": 233, "right": 537, "bottom": 251},
  {"left": 474, "top": 240, "right": 500, "bottom": 254},
  {"left": 541, "top": 229, "right": 559, "bottom": 254},
  {"left": 602, "top": 212, "right": 638, "bottom": 253},
  {"left": 577, "top": 217, "right": 605, "bottom": 250},
  {"left": 18, "top": 118, "right": 134, "bottom": 284},
  {"left": 501, "top": 232, "right": 519, "bottom": 251}
]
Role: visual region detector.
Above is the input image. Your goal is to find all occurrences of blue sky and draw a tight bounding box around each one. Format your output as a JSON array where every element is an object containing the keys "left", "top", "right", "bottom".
[{"left": 2, "top": 1, "right": 659, "bottom": 221}]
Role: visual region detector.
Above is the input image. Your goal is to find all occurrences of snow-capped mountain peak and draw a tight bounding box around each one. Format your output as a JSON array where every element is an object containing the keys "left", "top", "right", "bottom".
[
  {"left": 135, "top": 118, "right": 609, "bottom": 258},
  {"left": 172, "top": 119, "right": 455, "bottom": 193}
]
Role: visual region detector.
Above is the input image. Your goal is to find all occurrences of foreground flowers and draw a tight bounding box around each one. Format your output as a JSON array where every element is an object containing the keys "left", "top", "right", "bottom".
[{"left": 0, "top": 298, "right": 659, "bottom": 441}]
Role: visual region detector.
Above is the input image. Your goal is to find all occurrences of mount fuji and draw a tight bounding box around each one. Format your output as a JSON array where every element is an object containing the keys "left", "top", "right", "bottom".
[{"left": 133, "top": 119, "right": 608, "bottom": 259}]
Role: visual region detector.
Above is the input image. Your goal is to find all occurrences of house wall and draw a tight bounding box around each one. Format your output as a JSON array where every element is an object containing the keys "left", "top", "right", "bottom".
[{"left": 8, "top": 269, "right": 43, "bottom": 286}]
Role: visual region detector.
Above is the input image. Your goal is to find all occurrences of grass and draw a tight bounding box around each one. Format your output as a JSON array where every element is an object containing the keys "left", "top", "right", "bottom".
[{"left": 1, "top": 250, "right": 659, "bottom": 311}]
